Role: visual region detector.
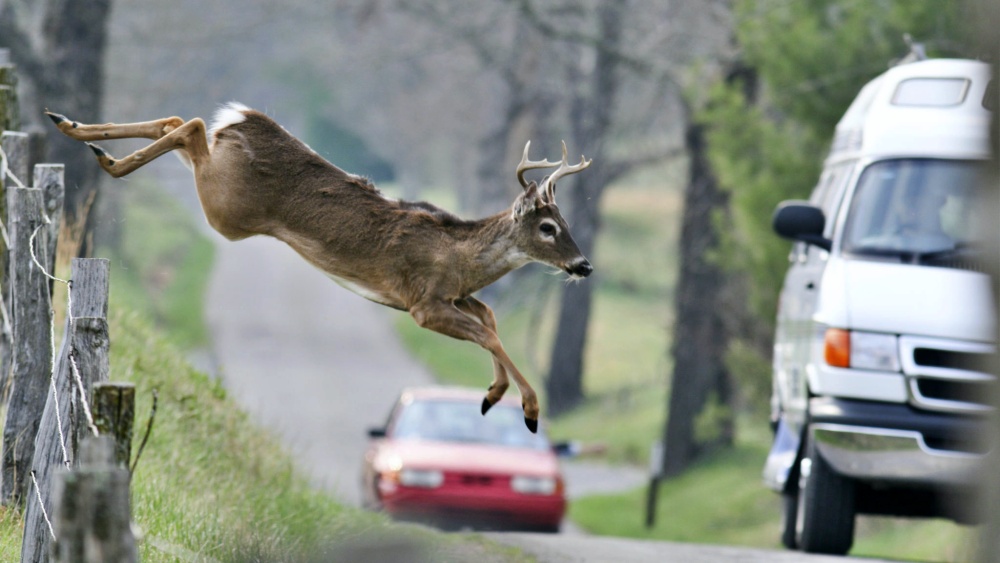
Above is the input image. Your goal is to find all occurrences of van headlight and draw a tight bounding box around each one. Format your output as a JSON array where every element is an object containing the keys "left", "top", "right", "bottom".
[
  {"left": 824, "top": 328, "right": 899, "bottom": 371},
  {"left": 398, "top": 469, "right": 444, "bottom": 488},
  {"left": 511, "top": 475, "right": 558, "bottom": 495}
]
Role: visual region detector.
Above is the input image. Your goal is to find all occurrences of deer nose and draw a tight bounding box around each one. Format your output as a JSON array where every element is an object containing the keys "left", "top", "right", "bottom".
[{"left": 568, "top": 259, "right": 593, "bottom": 278}]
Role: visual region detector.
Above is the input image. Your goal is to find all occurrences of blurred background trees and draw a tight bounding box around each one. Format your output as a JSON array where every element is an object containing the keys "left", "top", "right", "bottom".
[{"left": 0, "top": 0, "right": 983, "bottom": 476}]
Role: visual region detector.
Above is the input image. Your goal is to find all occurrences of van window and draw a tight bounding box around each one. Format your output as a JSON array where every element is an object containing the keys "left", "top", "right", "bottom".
[
  {"left": 842, "top": 159, "right": 989, "bottom": 262},
  {"left": 892, "top": 78, "right": 970, "bottom": 107},
  {"left": 809, "top": 161, "right": 853, "bottom": 238}
]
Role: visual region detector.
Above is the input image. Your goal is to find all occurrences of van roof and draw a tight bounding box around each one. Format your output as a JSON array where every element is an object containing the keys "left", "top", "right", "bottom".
[{"left": 828, "top": 59, "right": 992, "bottom": 163}]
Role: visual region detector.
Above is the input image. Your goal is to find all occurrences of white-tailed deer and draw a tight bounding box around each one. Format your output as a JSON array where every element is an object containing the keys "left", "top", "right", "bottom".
[{"left": 46, "top": 103, "right": 593, "bottom": 432}]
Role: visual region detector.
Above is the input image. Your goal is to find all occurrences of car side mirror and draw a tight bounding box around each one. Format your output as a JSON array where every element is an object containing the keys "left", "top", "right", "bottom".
[
  {"left": 367, "top": 427, "right": 387, "bottom": 438},
  {"left": 552, "top": 441, "right": 578, "bottom": 457},
  {"left": 772, "top": 201, "right": 832, "bottom": 251}
]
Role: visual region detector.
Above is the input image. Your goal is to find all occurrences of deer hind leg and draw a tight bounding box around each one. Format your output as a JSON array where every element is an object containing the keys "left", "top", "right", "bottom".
[
  {"left": 46, "top": 113, "right": 209, "bottom": 178},
  {"left": 46, "top": 112, "right": 186, "bottom": 142},
  {"left": 412, "top": 298, "right": 541, "bottom": 433}
]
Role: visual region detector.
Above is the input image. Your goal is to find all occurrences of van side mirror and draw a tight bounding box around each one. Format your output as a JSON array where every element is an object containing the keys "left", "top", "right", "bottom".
[{"left": 772, "top": 201, "right": 832, "bottom": 251}]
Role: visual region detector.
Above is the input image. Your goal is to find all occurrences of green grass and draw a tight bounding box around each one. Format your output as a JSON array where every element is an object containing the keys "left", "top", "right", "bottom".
[{"left": 571, "top": 439, "right": 779, "bottom": 547}]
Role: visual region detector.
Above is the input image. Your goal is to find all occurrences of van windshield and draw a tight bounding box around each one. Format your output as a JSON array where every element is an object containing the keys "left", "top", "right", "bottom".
[{"left": 842, "top": 159, "right": 990, "bottom": 263}]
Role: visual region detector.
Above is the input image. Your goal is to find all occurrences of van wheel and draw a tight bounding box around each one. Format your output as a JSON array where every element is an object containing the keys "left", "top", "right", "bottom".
[
  {"left": 796, "top": 436, "right": 855, "bottom": 555},
  {"left": 780, "top": 490, "right": 798, "bottom": 549}
]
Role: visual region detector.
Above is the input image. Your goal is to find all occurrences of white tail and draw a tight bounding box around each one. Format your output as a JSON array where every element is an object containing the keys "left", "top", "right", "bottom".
[{"left": 47, "top": 105, "right": 593, "bottom": 432}]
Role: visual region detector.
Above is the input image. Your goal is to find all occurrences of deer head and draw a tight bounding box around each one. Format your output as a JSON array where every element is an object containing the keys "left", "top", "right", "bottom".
[{"left": 511, "top": 141, "right": 593, "bottom": 279}]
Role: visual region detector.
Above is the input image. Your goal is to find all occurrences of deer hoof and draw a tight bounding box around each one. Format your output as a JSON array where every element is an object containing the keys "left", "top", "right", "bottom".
[
  {"left": 45, "top": 111, "right": 70, "bottom": 126},
  {"left": 524, "top": 417, "right": 538, "bottom": 434},
  {"left": 86, "top": 143, "right": 115, "bottom": 166},
  {"left": 481, "top": 397, "right": 495, "bottom": 415}
]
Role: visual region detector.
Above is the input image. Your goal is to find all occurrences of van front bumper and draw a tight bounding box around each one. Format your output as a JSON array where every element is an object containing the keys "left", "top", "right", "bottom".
[{"left": 809, "top": 397, "right": 989, "bottom": 487}]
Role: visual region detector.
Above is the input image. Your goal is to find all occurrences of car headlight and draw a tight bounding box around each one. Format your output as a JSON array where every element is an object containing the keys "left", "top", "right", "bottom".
[
  {"left": 511, "top": 475, "right": 558, "bottom": 495},
  {"left": 824, "top": 328, "right": 899, "bottom": 371},
  {"left": 398, "top": 469, "right": 444, "bottom": 488}
]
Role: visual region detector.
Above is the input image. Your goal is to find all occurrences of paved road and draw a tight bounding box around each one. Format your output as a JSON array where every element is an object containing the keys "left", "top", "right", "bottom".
[{"left": 481, "top": 533, "right": 902, "bottom": 563}]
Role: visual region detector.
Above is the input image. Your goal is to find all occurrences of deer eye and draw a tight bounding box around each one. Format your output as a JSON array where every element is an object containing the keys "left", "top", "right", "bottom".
[{"left": 539, "top": 222, "right": 557, "bottom": 236}]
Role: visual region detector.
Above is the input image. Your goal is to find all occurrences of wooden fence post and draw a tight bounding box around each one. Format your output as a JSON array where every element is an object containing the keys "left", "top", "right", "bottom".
[
  {"left": 21, "top": 258, "right": 109, "bottom": 563},
  {"left": 1, "top": 174, "right": 56, "bottom": 507},
  {"left": 35, "top": 164, "right": 65, "bottom": 288},
  {"left": 50, "top": 436, "right": 137, "bottom": 563},
  {"left": 92, "top": 382, "right": 135, "bottom": 469},
  {"left": 0, "top": 131, "right": 29, "bottom": 401}
]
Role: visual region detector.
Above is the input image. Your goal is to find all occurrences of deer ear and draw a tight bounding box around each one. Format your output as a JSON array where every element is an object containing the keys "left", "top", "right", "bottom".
[{"left": 512, "top": 181, "right": 543, "bottom": 219}]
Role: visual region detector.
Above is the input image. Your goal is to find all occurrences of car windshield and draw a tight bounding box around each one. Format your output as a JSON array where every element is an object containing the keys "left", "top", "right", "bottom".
[
  {"left": 391, "top": 399, "right": 551, "bottom": 450},
  {"left": 842, "top": 159, "right": 990, "bottom": 259}
]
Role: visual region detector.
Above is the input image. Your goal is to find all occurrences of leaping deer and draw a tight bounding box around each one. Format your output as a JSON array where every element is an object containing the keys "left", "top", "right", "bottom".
[{"left": 46, "top": 103, "right": 593, "bottom": 433}]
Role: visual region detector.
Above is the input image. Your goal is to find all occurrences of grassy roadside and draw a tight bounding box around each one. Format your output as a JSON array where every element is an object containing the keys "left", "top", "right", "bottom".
[
  {"left": 394, "top": 177, "right": 978, "bottom": 561},
  {"left": 0, "top": 182, "right": 531, "bottom": 561}
]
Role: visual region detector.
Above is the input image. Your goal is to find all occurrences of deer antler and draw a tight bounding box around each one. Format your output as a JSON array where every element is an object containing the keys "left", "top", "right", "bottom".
[
  {"left": 516, "top": 141, "right": 560, "bottom": 189},
  {"left": 539, "top": 141, "right": 591, "bottom": 203}
]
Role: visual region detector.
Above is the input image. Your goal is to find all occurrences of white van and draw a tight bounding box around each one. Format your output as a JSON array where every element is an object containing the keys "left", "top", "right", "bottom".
[{"left": 764, "top": 58, "right": 995, "bottom": 555}]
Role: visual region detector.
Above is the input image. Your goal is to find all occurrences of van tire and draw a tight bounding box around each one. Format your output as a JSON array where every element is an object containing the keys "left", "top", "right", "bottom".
[
  {"left": 796, "top": 436, "right": 855, "bottom": 555},
  {"left": 780, "top": 491, "right": 798, "bottom": 549}
]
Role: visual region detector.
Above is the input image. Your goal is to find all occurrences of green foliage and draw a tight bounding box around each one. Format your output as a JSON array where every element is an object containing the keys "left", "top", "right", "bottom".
[
  {"left": 725, "top": 339, "right": 773, "bottom": 415},
  {"left": 701, "top": 83, "right": 822, "bottom": 323},
  {"left": 702, "top": 0, "right": 971, "bottom": 410},
  {"left": 736, "top": 0, "right": 969, "bottom": 136}
]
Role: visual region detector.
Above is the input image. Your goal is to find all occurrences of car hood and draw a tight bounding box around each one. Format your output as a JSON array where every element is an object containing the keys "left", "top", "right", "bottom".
[
  {"left": 818, "top": 258, "right": 996, "bottom": 341},
  {"left": 376, "top": 439, "right": 560, "bottom": 477}
]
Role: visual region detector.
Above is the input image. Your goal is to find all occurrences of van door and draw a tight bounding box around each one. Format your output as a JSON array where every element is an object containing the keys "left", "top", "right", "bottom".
[{"left": 773, "top": 160, "right": 855, "bottom": 432}]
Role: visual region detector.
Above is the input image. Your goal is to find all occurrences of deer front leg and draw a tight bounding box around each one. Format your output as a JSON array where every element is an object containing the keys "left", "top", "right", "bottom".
[
  {"left": 453, "top": 297, "right": 510, "bottom": 414},
  {"left": 411, "top": 299, "right": 541, "bottom": 433}
]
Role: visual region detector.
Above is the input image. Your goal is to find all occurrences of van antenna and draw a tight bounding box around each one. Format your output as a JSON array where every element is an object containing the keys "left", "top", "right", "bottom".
[{"left": 892, "top": 34, "right": 927, "bottom": 67}]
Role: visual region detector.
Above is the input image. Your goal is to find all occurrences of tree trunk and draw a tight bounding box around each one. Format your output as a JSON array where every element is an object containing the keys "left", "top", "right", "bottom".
[
  {"left": 0, "top": 0, "right": 112, "bottom": 256},
  {"left": 544, "top": 1, "right": 623, "bottom": 416},
  {"left": 661, "top": 115, "right": 734, "bottom": 478},
  {"left": 544, "top": 173, "right": 601, "bottom": 415}
]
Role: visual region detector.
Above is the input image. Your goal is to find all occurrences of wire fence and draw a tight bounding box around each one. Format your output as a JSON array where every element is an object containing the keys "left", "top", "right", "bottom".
[{"left": 2, "top": 71, "right": 138, "bottom": 560}]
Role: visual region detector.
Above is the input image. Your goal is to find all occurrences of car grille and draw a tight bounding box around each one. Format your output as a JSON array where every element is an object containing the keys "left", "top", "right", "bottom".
[
  {"left": 900, "top": 336, "right": 996, "bottom": 414},
  {"left": 458, "top": 474, "right": 497, "bottom": 487}
]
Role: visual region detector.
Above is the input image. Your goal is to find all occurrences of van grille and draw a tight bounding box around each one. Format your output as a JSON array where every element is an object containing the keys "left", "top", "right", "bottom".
[{"left": 900, "top": 337, "right": 996, "bottom": 413}]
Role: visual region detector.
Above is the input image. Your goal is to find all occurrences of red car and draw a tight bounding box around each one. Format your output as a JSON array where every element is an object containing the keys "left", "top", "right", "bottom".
[{"left": 361, "top": 386, "right": 567, "bottom": 532}]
